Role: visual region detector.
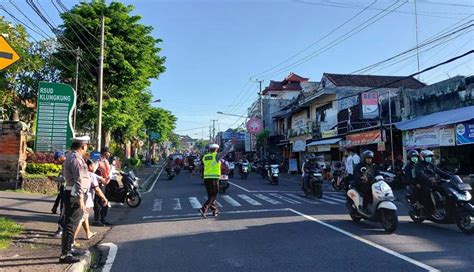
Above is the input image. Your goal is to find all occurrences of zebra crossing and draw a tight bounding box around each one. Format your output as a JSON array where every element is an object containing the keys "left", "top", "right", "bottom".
[{"left": 150, "top": 192, "right": 347, "bottom": 212}]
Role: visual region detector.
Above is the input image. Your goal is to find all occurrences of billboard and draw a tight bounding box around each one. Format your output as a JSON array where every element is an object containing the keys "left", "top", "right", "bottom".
[{"left": 360, "top": 92, "right": 379, "bottom": 119}]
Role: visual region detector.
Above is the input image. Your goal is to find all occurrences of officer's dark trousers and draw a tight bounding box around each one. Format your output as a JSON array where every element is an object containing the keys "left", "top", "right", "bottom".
[
  {"left": 356, "top": 182, "right": 372, "bottom": 207},
  {"left": 93, "top": 184, "right": 109, "bottom": 223},
  {"left": 202, "top": 178, "right": 219, "bottom": 212},
  {"left": 61, "top": 190, "right": 83, "bottom": 255}
]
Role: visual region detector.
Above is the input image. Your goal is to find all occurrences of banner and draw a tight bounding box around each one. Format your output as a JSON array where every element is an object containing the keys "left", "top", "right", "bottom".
[
  {"left": 361, "top": 92, "right": 379, "bottom": 119},
  {"left": 223, "top": 131, "right": 245, "bottom": 140},
  {"left": 322, "top": 128, "right": 337, "bottom": 138},
  {"left": 289, "top": 158, "right": 298, "bottom": 172},
  {"left": 456, "top": 122, "right": 474, "bottom": 145},
  {"left": 34, "top": 82, "right": 76, "bottom": 152},
  {"left": 292, "top": 139, "right": 306, "bottom": 152},
  {"left": 346, "top": 130, "right": 382, "bottom": 147},
  {"left": 404, "top": 126, "right": 455, "bottom": 149}
]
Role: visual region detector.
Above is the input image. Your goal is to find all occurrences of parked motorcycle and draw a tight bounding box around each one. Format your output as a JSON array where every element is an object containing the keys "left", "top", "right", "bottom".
[
  {"left": 303, "top": 170, "right": 324, "bottom": 198},
  {"left": 106, "top": 170, "right": 142, "bottom": 208},
  {"left": 266, "top": 164, "right": 279, "bottom": 185},
  {"left": 239, "top": 162, "right": 250, "bottom": 180},
  {"left": 404, "top": 175, "right": 473, "bottom": 234},
  {"left": 228, "top": 162, "right": 235, "bottom": 178},
  {"left": 346, "top": 171, "right": 398, "bottom": 233}
]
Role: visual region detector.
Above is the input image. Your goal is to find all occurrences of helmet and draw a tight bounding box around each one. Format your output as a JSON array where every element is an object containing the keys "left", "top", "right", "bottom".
[
  {"left": 308, "top": 154, "right": 316, "bottom": 161},
  {"left": 420, "top": 150, "right": 434, "bottom": 158},
  {"left": 407, "top": 150, "right": 419, "bottom": 159},
  {"left": 209, "top": 143, "right": 220, "bottom": 149},
  {"left": 54, "top": 151, "right": 65, "bottom": 160},
  {"left": 361, "top": 150, "right": 374, "bottom": 160}
]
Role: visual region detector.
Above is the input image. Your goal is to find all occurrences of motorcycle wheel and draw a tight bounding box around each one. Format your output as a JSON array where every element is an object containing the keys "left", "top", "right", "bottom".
[
  {"left": 313, "top": 183, "right": 322, "bottom": 199},
  {"left": 455, "top": 210, "right": 474, "bottom": 235},
  {"left": 168, "top": 175, "right": 174, "bottom": 180},
  {"left": 350, "top": 213, "right": 362, "bottom": 222},
  {"left": 272, "top": 176, "right": 278, "bottom": 185},
  {"left": 346, "top": 199, "right": 362, "bottom": 222},
  {"left": 331, "top": 179, "right": 340, "bottom": 191},
  {"left": 408, "top": 210, "right": 425, "bottom": 224},
  {"left": 126, "top": 192, "right": 141, "bottom": 208},
  {"left": 380, "top": 209, "right": 398, "bottom": 233}
]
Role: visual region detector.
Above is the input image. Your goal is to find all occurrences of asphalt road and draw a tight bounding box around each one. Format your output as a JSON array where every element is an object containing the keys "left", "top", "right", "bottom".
[{"left": 99, "top": 170, "right": 473, "bottom": 272}]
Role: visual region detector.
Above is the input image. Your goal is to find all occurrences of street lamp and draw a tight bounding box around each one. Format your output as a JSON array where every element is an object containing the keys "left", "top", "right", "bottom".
[
  {"left": 216, "top": 111, "right": 248, "bottom": 118},
  {"left": 153, "top": 99, "right": 161, "bottom": 103}
]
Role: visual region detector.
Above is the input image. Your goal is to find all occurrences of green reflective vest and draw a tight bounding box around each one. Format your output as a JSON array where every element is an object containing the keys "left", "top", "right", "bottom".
[{"left": 203, "top": 152, "right": 221, "bottom": 179}]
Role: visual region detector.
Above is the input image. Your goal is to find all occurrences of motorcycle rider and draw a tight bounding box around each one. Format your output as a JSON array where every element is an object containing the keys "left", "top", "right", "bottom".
[
  {"left": 353, "top": 150, "right": 379, "bottom": 213},
  {"left": 414, "top": 150, "right": 451, "bottom": 215},
  {"left": 165, "top": 156, "right": 176, "bottom": 176},
  {"left": 303, "top": 154, "right": 321, "bottom": 193}
]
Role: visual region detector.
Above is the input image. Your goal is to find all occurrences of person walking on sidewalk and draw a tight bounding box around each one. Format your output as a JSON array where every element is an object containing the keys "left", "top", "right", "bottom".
[
  {"left": 199, "top": 140, "right": 235, "bottom": 218},
  {"left": 93, "top": 147, "right": 112, "bottom": 226},
  {"left": 59, "top": 136, "right": 90, "bottom": 264}
]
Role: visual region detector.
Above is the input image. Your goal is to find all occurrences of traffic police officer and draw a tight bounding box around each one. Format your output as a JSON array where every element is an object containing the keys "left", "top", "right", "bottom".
[
  {"left": 59, "top": 136, "right": 90, "bottom": 263},
  {"left": 199, "top": 141, "right": 234, "bottom": 218}
]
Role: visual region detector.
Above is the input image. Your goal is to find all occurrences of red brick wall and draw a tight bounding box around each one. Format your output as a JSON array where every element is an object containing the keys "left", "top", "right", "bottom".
[{"left": 0, "top": 121, "right": 28, "bottom": 182}]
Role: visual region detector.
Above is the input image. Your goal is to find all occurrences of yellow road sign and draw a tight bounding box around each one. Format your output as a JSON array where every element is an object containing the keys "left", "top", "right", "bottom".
[{"left": 0, "top": 36, "right": 21, "bottom": 71}]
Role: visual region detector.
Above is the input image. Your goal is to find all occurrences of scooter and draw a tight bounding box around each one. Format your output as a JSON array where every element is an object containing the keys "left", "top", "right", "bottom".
[
  {"left": 267, "top": 164, "right": 279, "bottom": 185},
  {"left": 331, "top": 166, "right": 345, "bottom": 192},
  {"left": 404, "top": 175, "right": 473, "bottom": 234},
  {"left": 303, "top": 170, "right": 324, "bottom": 199},
  {"left": 219, "top": 173, "right": 230, "bottom": 194},
  {"left": 240, "top": 162, "right": 250, "bottom": 180},
  {"left": 228, "top": 162, "right": 235, "bottom": 178},
  {"left": 106, "top": 170, "right": 142, "bottom": 208},
  {"left": 346, "top": 172, "right": 398, "bottom": 233}
]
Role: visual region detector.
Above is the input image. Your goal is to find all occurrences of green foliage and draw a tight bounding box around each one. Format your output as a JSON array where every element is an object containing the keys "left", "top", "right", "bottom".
[
  {"left": 128, "top": 157, "right": 141, "bottom": 167},
  {"left": 26, "top": 163, "right": 62, "bottom": 175},
  {"left": 54, "top": 0, "right": 166, "bottom": 144},
  {"left": 256, "top": 130, "right": 270, "bottom": 146},
  {"left": 194, "top": 139, "right": 210, "bottom": 151},
  {"left": 145, "top": 107, "right": 177, "bottom": 143},
  {"left": 0, "top": 217, "right": 23, "bottom": 249}
]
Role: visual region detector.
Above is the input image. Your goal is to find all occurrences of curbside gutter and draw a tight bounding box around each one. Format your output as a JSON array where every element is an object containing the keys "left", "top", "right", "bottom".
[{"left": 66, "top": 249, "right": 91, "bottom": 272}]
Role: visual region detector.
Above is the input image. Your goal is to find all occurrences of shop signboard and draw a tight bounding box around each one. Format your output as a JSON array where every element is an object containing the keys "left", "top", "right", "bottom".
[
  {"left": 222, "top": 131, "right": 245, "bottom": 140},
  {"left": 361, "top": 92, "right": 379, "bottom": 119},
  {"left": 322, "top": 128, "right": 337, "bottom": 138},
  {"left": 346, "top": 130, "right": 382, "bottom": 147},
  {"left": 405, "top": 126, "right": 455, "bottom": 149},
  {"left": 246, "top": 117, "right": 263, "bottom": 135},
  {"left": 289, "top": 158, "right": 298, "bottom": 172},
  {"left": 34, "top": 82, "right": 76, "bottom": 152},
  {"left": 456, "top": 122, "right": 474, "bottom": 145},
  {"left": 292, "top": 139, "right": 306, "bottom": 152},
  {"left": 245, "top": 132, "right": 251, "bottom": 152}
]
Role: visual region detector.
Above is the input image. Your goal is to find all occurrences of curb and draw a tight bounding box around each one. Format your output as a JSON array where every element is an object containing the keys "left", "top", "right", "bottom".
[{"left": 67, "top": 249, "right": 91, "bottom": 272}]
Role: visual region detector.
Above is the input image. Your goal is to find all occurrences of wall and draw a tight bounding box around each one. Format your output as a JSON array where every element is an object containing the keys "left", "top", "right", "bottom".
[{"left": 0, "top": 121, "right": 29, "bottom": 189}]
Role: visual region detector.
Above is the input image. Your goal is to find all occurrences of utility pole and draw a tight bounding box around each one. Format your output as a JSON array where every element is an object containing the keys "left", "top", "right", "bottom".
[
  {"left": 211, "top": 119, "right": 218, "bottom": 143},
  {"left": 73, "top": 47, "right": 81, "bottom": 131},
  {"left": 414, "top": 0, "right": 421, "bottom": 81},
  {"left": 97, "top": 15, "right": 105, "bottom": 152},
  {"left": 256, "top": 79, "right": 263, "bottom": 120}
]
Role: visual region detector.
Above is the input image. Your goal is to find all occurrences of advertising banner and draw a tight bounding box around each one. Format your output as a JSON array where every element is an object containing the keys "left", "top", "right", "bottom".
[
  {"left": 222, "top": 131, "right": 245, "bottom": 140},
  {"left": 34, "top": 82, "right": 76, "bottom": 152},
  {"left": 322, "top": 128, "right": 337, "bottom": 138},
  {"left": 405, "top": 126, "right": 455, "bottom": 149},
  {"left": 346, "top": 130, "right": 382, "bottom": 147},
  {"left": 456, "top": 122, "right": 474, "bottom": 145},
  {"left": 292, "top": 139, "right": 306, "bottom": 152},
  {"left": 361, "top": 92, "right": 379, "bottom": 119},
  {"left": 289, "top": 158, "right": 298, "bottom": 172}
]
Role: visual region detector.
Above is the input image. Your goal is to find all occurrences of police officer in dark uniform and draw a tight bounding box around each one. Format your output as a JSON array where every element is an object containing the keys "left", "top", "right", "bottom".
[{"left": 59, "top": 136, "right": 90, "bottom": 263}]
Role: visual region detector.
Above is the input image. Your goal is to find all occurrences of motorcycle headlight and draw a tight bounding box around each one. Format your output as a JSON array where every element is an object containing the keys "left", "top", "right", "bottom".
[
  {"left": 450, "top": 189, "right": 472, "bottom": 201},
  {"left": 380, "top": 183, "right": 392, "bottom": 193}
]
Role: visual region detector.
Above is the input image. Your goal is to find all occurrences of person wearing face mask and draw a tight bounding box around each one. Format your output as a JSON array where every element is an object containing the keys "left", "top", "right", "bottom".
[
  {"left": 415, "top": 150, "right": 451, "bottom": 214},
  {"left": 403, "top": 150, "right": 422, "bottom": 208}
]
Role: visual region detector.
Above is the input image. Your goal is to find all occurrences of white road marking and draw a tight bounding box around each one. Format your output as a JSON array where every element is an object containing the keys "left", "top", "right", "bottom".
[
  {"left": 269, "top": 193, "right": 301, "bottom": 204},
  {"left": 253, "top": 193, "right": 282, "bottom": 204},
  {"left": 221, "top": 195, "right": 242, "bottom": 206},
  {"left": 326, "top": 194, "right": 346, "bottom": 200},
  {"left": 318, "top": 198, "right": 338, "bottom": 205},
  {"left": 324, "top": 195, "right": 346, "bottom": 203},
  {"left": 228, "top": 181, "right": 251, "bottom": 192},
  {"left": 286, "top": 194, "right": 319, "bottom": 204},
  {"left": 188, "top": 197, "right": 202, "bottom": 209},
  {"left": 228, "top": 181, "right": 299, "bottom": 193},
  {"left": 143, "top": 165, "right": 165, "bottom": 194},
  {"left": 171, "top": 198, "right": 181, "bottom": 210},
  {"left": 100, "top": 242, "right": 118, "bottom": 272},
  {"left": 287, "top": 208, "right": 440, "bottom": 272},
  {"left": 237, "top": 194, "right": 262, "bottom": 206},
  {"left": 152, "top": 199, "right": 162, "bottom": 212},
  {"left": 142, "top": 208, "right": 288, "bottom": 220},
  {"left": 201, "top": 197, "right": 223, "bottom": 207}
]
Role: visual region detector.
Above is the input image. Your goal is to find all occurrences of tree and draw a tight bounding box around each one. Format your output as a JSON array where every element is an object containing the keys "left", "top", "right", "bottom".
[
  {"left": 54, "top": 0, "right": 166, "bottom": 145},
  {"left": 194, "top": 139, "right": 210, "bottom": 151},
  {"left": 145, "top": 107, "right": 177, "bottom": 143}
]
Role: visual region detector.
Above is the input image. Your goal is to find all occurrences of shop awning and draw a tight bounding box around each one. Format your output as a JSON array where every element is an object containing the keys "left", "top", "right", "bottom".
[
  {"left": 395, "top": 105, "right": 474, "bottom": 131},
  {"left": 306, "top": 138, "right": 342, "bottom": 147}
]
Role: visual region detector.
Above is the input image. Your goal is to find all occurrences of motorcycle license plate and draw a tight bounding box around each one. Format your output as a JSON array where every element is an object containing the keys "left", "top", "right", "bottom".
[{"left": 220, "top": 175, "right": 229, "bottom": 180}]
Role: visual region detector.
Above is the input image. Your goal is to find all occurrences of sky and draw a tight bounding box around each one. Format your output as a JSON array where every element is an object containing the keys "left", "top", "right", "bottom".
[{"left": 1, "top": 0, "right": 473, "bottom": 139}]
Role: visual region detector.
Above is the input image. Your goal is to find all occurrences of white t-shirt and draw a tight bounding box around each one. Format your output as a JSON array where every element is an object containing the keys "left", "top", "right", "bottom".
[
  {"left": 86, "top": 172, "right": 100, "bottom": 208},
  {"left": 345, "top": 154, "right": 360, "bottom": 175}
]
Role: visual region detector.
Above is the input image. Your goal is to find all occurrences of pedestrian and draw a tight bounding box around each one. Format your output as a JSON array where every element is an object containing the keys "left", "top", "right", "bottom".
[
  {"left": 51, "top": 151, "right": 66, "bottom": 214},
  {"left": 93, "top": 147, "right": 113, "bottom": 226},
  {"left": 73, "top": 159, "right": 109, "bottom": 247},
  {"left": 59, "top": 136, "right": 90, "bottom": 264},
  {"left": 345, "top": 148, "right": 360, "bottom": 185},
  {"left": 199, "top": 140, "right": 235, "bottom": 218}
]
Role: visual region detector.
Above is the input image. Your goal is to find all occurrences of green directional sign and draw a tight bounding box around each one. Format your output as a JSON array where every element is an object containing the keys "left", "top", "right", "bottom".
[
  {"left": 149, "top": 131, "right": 161, "bottom": 141},
  {"left": 34, "top": 82, "right": 76, "bottom": 152}
]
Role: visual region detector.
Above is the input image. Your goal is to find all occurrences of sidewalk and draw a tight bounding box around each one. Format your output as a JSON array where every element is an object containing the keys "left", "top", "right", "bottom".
[{"left": 0, "top": 164, "right": 161, "bottom": 272}]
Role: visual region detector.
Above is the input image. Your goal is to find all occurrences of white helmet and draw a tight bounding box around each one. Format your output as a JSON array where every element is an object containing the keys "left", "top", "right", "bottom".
[{"left": 209, "top": 144, "right": 220, "bottom": 149}]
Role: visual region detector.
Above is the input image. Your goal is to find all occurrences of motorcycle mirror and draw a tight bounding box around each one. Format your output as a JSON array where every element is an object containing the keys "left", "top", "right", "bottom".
[{"left": 360, "top": 167, "right": 367, "bottom": 173}]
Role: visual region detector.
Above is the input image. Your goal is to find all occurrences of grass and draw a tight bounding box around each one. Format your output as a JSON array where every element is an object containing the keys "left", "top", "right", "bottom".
[
  {"left": 4, "top": 189, "right": 57, "bottom": 196},
  {"left": 22, "top": 173, "right": 57, "bottom": 179},
  {"left": 0, "top": 217, "right": 22, "bottom": 250}
]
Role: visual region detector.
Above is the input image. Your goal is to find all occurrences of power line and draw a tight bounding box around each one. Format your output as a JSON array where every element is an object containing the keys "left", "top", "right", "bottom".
[{"left": 258, "top": 1, "right": 407, "bottom": 80}]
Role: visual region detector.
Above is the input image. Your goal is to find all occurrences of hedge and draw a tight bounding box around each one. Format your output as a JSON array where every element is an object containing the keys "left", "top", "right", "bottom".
[{"left": 26, "top": 163, "right": 62, "bottom": 175}]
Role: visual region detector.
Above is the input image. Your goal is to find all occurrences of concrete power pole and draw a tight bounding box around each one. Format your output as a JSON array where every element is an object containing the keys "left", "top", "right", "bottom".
[
  {"left": 97, "top": 15, "right": 105, "bottom": 152},
  {"left": 211, "top": 119, "right": 218, "bottom": 143},
  {"left": 73, "top": 47, "right": 81, "bottom": 131}
]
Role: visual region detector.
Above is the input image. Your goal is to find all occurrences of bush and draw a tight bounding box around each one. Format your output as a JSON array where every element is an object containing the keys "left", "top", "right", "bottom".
[
  {"left": 26, "top": 152, "right": 56, "bottom": 164},
  {"left": 128, "top": 158, "right": 141, "bottom": 167},
  {"left": 26, "top": 163, "right": 62, "bottom": 175}
]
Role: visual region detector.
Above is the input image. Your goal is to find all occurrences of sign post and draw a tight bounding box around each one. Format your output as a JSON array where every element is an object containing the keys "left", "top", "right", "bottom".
[
  {"left": 34, "top": 82, "right": 76, "bottom": 152},
  {"left": 0, "top": 36, "right": 20, "bottom": 71}
]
